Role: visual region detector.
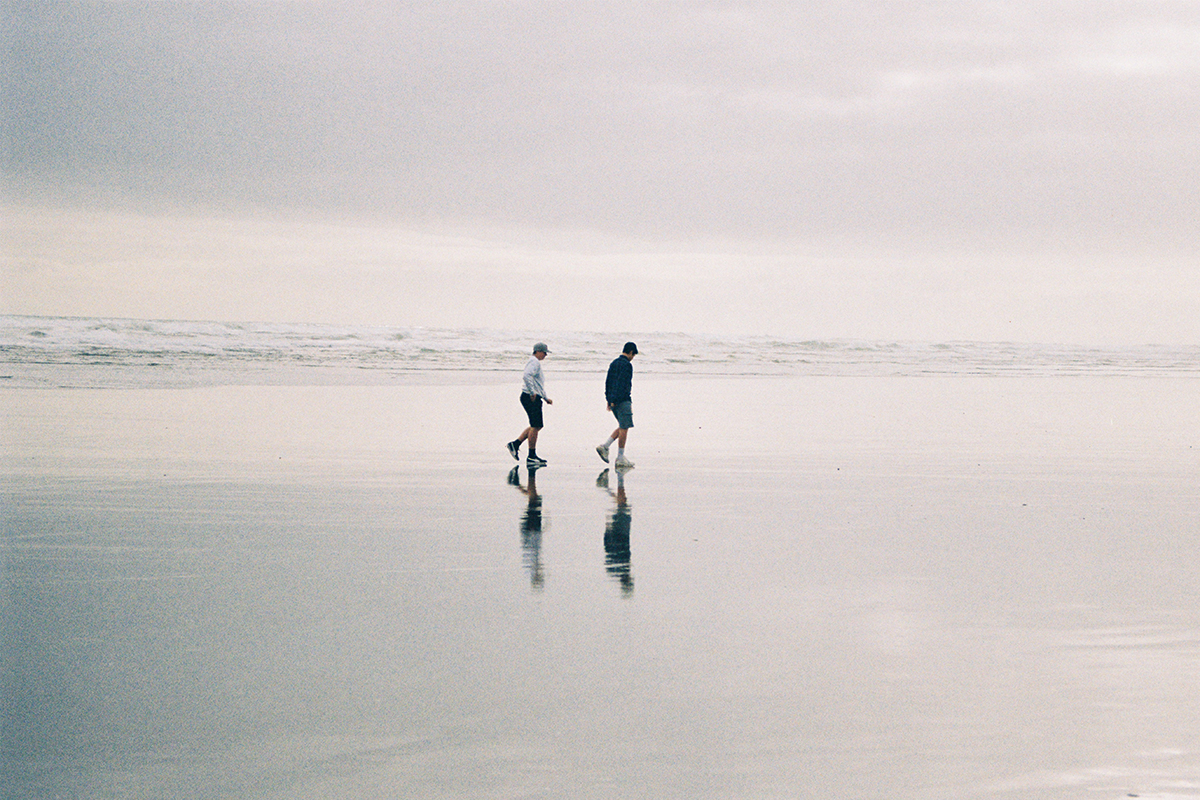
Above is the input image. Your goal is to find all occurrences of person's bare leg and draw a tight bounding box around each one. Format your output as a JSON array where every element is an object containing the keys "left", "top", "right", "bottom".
[
  {"left": 528, "top": 428, "right": 539, "bottom": 449},
  {"left": 616, "top": 429, "right": 628, "bottom": 448}
]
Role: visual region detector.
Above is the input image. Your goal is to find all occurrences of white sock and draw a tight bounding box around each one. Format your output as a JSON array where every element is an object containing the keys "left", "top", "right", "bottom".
[
  {"left": 617, "top": 448, "right": 625, "bottom": 458},
  {"left": 604, "top": 437, "right": 616, "bottom": 447}
]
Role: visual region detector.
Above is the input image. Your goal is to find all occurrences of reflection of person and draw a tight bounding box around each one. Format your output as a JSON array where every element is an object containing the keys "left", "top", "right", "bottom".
[
  {"left": 596, "top": 341, "right": 637, "bottom": 469},
  {"left": 598, "top": 468, "right": 633, "bottom": 596},
  {"left": 509, "top": 465, "right": 545, "bottom": 590},
  {"left": 507, "top": 343, "right": 552, "bottom": 467}
]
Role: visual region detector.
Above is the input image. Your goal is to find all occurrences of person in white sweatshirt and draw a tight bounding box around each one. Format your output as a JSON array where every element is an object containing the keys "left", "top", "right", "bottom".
[{"left": 507, "top": 342, "right": 553, "bottom": 467}]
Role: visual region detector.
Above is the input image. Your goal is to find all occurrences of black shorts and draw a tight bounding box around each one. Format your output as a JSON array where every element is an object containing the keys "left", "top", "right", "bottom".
[{"left": 520, "top": 392, "right": 544, "bottom": 428}]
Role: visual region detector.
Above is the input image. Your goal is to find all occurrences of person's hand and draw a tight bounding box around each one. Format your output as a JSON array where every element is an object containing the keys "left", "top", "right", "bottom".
[
  {"left": 607, "top": 402, "right": 613, "bottom": 411},
  {"left": 545, "top": 398, "right": 553, "bottom": 405}
]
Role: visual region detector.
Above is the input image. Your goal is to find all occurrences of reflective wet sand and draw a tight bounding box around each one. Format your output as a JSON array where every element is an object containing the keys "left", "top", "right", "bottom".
[{"left": 3, "top": 376, "right": 1198, "bottom": 799}]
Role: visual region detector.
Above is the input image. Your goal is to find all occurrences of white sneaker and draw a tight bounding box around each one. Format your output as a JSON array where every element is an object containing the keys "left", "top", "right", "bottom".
[
  {"left": 614, "top": 455, "right": 634, "bottom": 470},
  {"left": 595, "top": 444, "right": 610, "bottom": 463}
]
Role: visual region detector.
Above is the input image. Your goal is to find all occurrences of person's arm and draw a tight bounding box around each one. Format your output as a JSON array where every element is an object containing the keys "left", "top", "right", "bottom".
[{"left": 531, "top": 362, "right": 550, "bottom": 401}]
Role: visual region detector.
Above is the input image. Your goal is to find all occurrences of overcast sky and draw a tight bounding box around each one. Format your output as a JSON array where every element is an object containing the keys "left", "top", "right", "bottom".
[{"left": 4, "top": 1, "right": 1199, "bottom": 343}]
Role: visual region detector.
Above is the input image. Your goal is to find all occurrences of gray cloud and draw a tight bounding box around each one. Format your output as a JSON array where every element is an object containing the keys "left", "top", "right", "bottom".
[
  {"left": 6, "top": 1, "right": 1199, "bottom": 250},
  {"left": 4, "top": 2, "right": 1200, "bottom": 346}
]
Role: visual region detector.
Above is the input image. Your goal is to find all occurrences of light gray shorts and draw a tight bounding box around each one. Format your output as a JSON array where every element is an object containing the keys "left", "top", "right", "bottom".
[{"left": 611, "top": 400, "right": 634, "bottom": 429}]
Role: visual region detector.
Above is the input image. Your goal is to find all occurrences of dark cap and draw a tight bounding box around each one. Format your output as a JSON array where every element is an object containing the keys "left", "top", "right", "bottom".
[
  {"left": 623, "top": 341, "right": 638, "bottom": 355},
  {"left": 533, "top": 342, "right": 550, "bottom": 354}
]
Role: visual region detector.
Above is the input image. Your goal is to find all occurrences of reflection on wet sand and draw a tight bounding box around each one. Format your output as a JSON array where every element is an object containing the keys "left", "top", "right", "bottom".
[
  {"left": 597, "top": 468, "right": 633, "bottom": 597},
  {"left": 509, "top": 465, "right": 544, "bottom": 590}
]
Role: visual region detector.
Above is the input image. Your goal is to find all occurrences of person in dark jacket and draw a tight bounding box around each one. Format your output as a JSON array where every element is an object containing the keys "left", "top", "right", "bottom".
[{"left": 596, "top": 342, "right": 638, "bottom": 469}]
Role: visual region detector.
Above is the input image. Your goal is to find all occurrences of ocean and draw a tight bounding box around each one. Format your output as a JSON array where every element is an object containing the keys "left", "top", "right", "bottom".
[{"left": 3, "top": 314, "right": 1198, "bottom": 389}]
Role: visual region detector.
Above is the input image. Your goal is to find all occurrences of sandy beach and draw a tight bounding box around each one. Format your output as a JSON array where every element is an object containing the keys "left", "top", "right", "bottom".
[{"left": 3, "top": 374, "right": 1198, "bottom": 799}]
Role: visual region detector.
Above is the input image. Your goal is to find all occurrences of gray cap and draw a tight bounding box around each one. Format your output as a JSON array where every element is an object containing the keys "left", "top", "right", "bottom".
[{"left": 533, "top": 342, "right": 550, "bottom": 353}]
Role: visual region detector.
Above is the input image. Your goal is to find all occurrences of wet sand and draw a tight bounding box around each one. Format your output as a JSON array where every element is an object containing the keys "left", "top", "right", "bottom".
[{"left": 3, "top": 375, "right": 1199, "bottom": 799}]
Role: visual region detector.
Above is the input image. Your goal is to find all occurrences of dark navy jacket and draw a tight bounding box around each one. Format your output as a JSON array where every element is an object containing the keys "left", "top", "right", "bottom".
[{"left": 605, "top": 355, "right": 633, "bottom": 404}]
